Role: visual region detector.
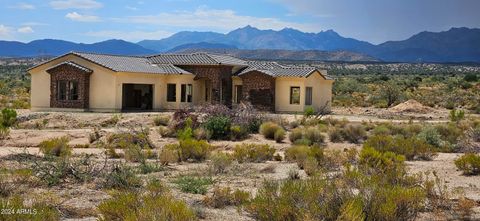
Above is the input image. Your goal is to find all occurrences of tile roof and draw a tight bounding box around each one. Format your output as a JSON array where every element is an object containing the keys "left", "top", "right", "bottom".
[
  {"left": 46, "top": 61, "right": 92, "bottom": 73},
  {"left": 73, "top": 52, "right": 191, "bottom": 74},
  {"left": 237, "top": 61, "right": 333, "bottom": 79},
  {"left": 147, "top": 53, "right": 247, "bottom": 66}
]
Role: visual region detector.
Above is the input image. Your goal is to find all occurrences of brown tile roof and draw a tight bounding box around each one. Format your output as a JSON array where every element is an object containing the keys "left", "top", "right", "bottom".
[
  {"left": 237, "top": 61, "right": 333, "bottom": 79},
  {"left": 147, "top": 53, "right": 247, "bottom": 66}
]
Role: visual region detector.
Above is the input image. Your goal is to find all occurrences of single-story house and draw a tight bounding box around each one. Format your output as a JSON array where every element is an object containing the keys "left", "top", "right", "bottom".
[{"left": 28, "top": 52, "right": 333, "bottom": 113}]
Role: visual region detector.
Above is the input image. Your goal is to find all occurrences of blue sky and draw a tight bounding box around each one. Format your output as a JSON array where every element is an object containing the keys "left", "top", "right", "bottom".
[{"left": 0, "top": 0, "right": 479, "bottom": 44}]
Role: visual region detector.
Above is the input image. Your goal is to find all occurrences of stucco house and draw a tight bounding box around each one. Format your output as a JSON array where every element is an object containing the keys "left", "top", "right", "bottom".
[{"left": 28, "top": 52, "right": 333, "bottom": 113}]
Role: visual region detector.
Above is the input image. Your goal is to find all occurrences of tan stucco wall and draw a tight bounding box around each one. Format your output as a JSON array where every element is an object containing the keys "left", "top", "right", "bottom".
[
  {"left": 29, "top": 54, "right": 117, "bottom": 111},
  {"left": 275, "top": 71, "right": 333, "bottom": 113}
]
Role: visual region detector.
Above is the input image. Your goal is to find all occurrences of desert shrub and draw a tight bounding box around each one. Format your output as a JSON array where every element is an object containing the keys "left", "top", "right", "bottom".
[
  {"left": 303, "top": 156, "right": 319, "bottom": 176},
  {"left": 178, "top": 139, "right": 211, "bottom": 162},
  {"left": 33, "top": 154, "right": 99, "bottom": 186},
  {"left": 101, "top": 114, "right": 121, "bottom": 127},
  {"left": 372, "top": 125, "right": 391, "bottom": 136},
  {"left": 285, "top": 145, "right": 324, "bottom": 169},
  {"left": 364, "top": 135, "right": 437, "bottom": 161},
  {"left": 107, "top": 129, "right": 153, "bottom": 149},
  {"left": 173, "top": 176, "right": 214, "bottom": 194},
  {"left": 304, "top": 127, "right": 325, "bottom": 144},
  {"left": 233, "top": 143, "right": 275, "bottom": 163},
  {"left": 124, "top": 144, "right": 146, "bottom": 163},
  {"left": 98, "top": 189, "right": 195, "bottom": 221},
  {"left": 106, "top": 146, "right": 123, "bottom": 159},
  {"left": 328, "top": 127, "right": 344, "bottom": 143},
  {"left": 103, "top": 164, "right": 142, "bottom": 190},
  {"left": 193, "top": 127, "right": 211, "bottom": 140},
  {"left": 303, "top": 106, "right": 315, "bottom": 118},
  {"left": 0, "top": 195, "right": 60, "bottom": 221},
  {"left": 359, "top": 147, "right": 406, "bottom": 184},
  {"left": 0, "top": 108, "right": 17, "bottom": 127},
  {"left": 39, "top": 136, "right": 72, "bottom": 157},
  {"left": 0, "top": 126, "right": 10, "bottom": 140},
  {"left": 230, "top": 125, "right": 248, "bottom": 140},
  {"left": 159, "top": 144, "right": 180, "bottom": 165},
  {"left": 289, "top": 127, "right": 304, "bottom": 143},
  {"left": 259, "top": 122, "right": 282, "bottom": 140},
  {"left": 204, "top": 115, "right": 231, "bottom": 140},
  {"left": 137, "top": 162, "right": 163, "bottom": 174},
  {"left": 203, "top": 187, "right": 250, "bottom": 208},
  {"left": 158, "top": 125, "right": 174, "bottom": 137},
  {"left": 274, "top": 128, "right": 286, "bottom": 143},
  {"left": 417, "top": 126, "right": 443, "bottom": 149},
  {"left": 170, "top": 109, "right": 199, "bottom": 131},
  {"left": 449, "top": 109, "right": 465, "bottom": 122},
  {"left": 209, "top": 152, "right": 233, "bottom": 174},
  {"left": 434, "top": 123, "right": 463, "bottom": 145},
  {"left": 153, "top": 115, "right": 170, "bottom": 126},
  {"left": 454, "top": 153, "right": 480, "bottom": 175},
  {"left": 88, "top": 127, "right": 101, "bottom": 143},
  {"left": 342, "top": 124, "right": 367, "bottom": 144}
]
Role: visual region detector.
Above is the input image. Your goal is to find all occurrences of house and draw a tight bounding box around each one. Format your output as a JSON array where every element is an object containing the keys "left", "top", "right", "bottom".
[{"left": 28, "top": 52, "right": 333, "bottom": 113}]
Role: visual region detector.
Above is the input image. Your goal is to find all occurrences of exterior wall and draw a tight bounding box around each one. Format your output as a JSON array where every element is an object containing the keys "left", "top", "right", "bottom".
[
  {"left": 232, "top": 76, "right": 242, "bottom": 105},
  {"left": 274, "top": 71, "right": 333, "bottom": 113},
  {"left": 239, "top": 71, "right": 275, "bottom": 111},
  {"left": 48, "top": 65, "right": 90, "bottom": 109},
  {"left": 29, "top": 54, "right": 117, "bottom": 112},
  {"left": 161, "top": 74, "right": 198, "bottom": 110},
  {"left": 179, "top": 65, "right": 233, "bottom": 106}
]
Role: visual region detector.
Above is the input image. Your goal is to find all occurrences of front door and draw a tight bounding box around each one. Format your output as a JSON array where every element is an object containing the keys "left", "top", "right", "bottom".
[{"left": 122, "top": 84, "right": 153, "bottom": 111}]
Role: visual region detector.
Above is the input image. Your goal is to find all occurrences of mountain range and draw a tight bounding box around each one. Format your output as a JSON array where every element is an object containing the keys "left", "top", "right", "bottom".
[{"left": 1, "top": 26, "right": 479, "bottom": 62}]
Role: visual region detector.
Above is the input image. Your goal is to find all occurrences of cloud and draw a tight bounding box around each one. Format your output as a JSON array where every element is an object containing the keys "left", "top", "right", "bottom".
[
  {"left": 9, "top": 3, "right": 35, "bottom": 10},
  {"left": 17, "top": 26, "right": 34, "bottom": 34},
  {"left": 125, "top": 6, "right": 138, "bottom": 11},
  {"left": 66, "top": 12, "right": 101, "bottom": 22},
  {"left": 85, "top": 30, "right": 173, "bottom": 41},
  {"left": 50, "top": 0, "right": 102, "bottom": 9},
  {"left": 112, "top": 6, "right": 319, "bottom": 33},
  {"left": 0, "top": 25, "right": 14, "bottom": 40}
]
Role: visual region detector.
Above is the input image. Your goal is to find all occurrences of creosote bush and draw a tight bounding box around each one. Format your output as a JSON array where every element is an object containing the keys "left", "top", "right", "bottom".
[
  {"left": 107, "top": 129, "right": 153, "bottom": 149},
  {"left": 454, "top": 153, "right": 480, "bottom": 175},
  {"left": 98, "top": 179, "right": 196, "bottom": 221},
  {"left": 209, "top": 152, "right": 233, "bottom": 174},
  {"left": 103, "top": 164, "right": 142, "bottom": 190},
  {"left": 204, "top": 115, "right": 231, "bottom": 140},
  {"left": 364, "top": 135, "right": 437, "bottom": 160},
  {"left": 159, "top": 139, "right": 212, "bottom": 163},
  {"left": 233, "top": 143, "right": 275, "bottom": 163},
  {"left": 259, "top": 122, "right": 282, "bottom": 140},
  {"left": 173, "top": 176, "right": 214, "bottom": 195},
  {"left": 284, "top": 145, "right": 324, "bottom": 169},
  {"left": 39, "top": 136, "right": 72, "bottom": 157},
  {"left": 203, "top": 187, "right": 250, "bottom": 208},
  {"left": 274, "top": 128, "right": 286, "bottom": 143},
  {"left": 153, "top": 115, "right": 170, "bottom": 126}
]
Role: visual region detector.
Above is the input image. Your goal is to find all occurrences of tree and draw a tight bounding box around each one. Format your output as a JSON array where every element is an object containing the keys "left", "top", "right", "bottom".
[{"left": 380, "top": 82, "right": 402, "bottom": 107}]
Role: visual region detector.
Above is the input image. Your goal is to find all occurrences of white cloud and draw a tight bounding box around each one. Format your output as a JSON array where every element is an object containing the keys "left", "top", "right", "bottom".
[
  {"left": 0, "top": 25, "right": 14, "bottom": 40},
  {"left": 125, "top": 6, "right": 138, "bottom": 11},
  {"left": 50, "top": 0, "right": 102, "bottom": 10},
  {"left": 112, "top": 6, "right": 319, "bottom": 33},
  {"left": 66, "top": 12, "right": 101, "bottom": 22},
  {"left": 9, "top": 3, "right": 36, "bottom": 10},
  {"left": 17, "top": 26, "right": 34, "bottom": 34},
  {"left": 85, "top": 30, "right": 173, "bottom": 41}
]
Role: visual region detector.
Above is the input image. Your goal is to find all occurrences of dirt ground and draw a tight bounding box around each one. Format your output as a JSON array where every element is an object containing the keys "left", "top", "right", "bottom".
[{"left": 1, "top": 109, "right": 479, "bottom": 220}]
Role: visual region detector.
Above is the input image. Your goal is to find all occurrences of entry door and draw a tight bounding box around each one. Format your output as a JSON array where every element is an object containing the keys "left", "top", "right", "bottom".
[{"left": 122, "top": 84, "right": 153, "bottom": 110}]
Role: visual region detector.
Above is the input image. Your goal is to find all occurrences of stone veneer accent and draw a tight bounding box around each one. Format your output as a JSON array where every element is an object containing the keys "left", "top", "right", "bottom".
[
  {"left": 239, "top": 71, "right": 275, "bottom": 111},
  {"left": 179, "top": 65, "right": 233, "bottom": 107},
  {"left": 47, "top": 64, "right": 91, "bottom": 109}
]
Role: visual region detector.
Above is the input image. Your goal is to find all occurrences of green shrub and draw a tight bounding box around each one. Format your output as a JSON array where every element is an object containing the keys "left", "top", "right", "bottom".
[
  {"left": 274, "top": 128, "right": 286, "bottom": 143},
  {"left": 289, "top": 127, "right": 303, "bottom": 143},
  {"left": 230, "top": 125, "right": 248, "bottom": 140},
  {"left": 204, "top": 116, "right": 231, "bottom": 139},
  {"left": 153, "top": 115, "right": 170, "bottom": 126},
  {"left": 449, "top": 109, "right": 465, "bottom": 122},
  {"left": 0, "top": 195, "right": 60, "bottom": 221},
  {"left": 107, "top": 129, "right": 153, "bottom": 149},
  {"left": 364, "top": 135, "right": 437, "bottom": 161},
  {"left": 159, "top": 144, "right": 180, "bottom": 165},
  {"left": 158, "top": 126, "right": 174, "bottom": 137},
  {"left": 304, "top": 127, "right": 325, "bottom": 144},
  {"left": 98, "top": 189, "right": 195, "bottom": 221},
  {"left": 103, "top": 164, "right": 142, "bottom": 190},
  {"left": 177, "top": 117, "right": 194, "bottom": 140},
  {"left": 454, "top": 153, "right": 480, "bottom": 175},
  {"left": 259, "top": 122, "right": 281, "bottom": 139},
  {"left": 39, "top": 136, "right": 72, "bottom": 157},
  {"left": 209, "top": 152, "right": 233, "bottom": 174},
  {"left": 359, "top": 147, "right": 406, "bottom": 183},
  {"left": 178, "top": 139, "right": 211, "bottom": 162},
  {"left": 0, "top": 108, "right": 17, "bottom": 127},
  {"left": 203, "top": 187, "right": 250, "bottom": 208},
  {"left": 124, "top": 144, "right": 146, "bottom": 163},
  {"left": 193, "top": 127, "right": 211, "bottom": 140},
  {"left": 328, "top": 127, "right": 344, "bottom": 143},
  {"left": 417, "top": 126, "right": 443, "bottom": 149},
  {"left": 372, "top": 125, "right": 391, "bottom": 136},
  {"left": 303, "top": 106, "right": 315, "bottom": 118},
  {"left": 173, "top": 176, "right": 214, "bottom": 194},
  {"left": 0, "top": 126, "right": 10, "bottom": 140},
  {"left": 233, "top": 143, "right": 275, "bottom": 163},
  {"left": 342, "top": 124, "right": 367, "bottom": 144},
  {"left": 285, "top": 145, "right": 324, "bottom": 169}
]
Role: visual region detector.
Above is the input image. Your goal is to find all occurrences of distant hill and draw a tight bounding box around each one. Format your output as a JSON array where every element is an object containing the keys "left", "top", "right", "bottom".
[
  {"left": 173, "top": 48, "right": 378, "bottom": 62},
  {"left": 168, "top": 42, "right": 237, "bottom": 53},
  {"left": 0, "top": 39, "right": 156, "bottom": 57}
]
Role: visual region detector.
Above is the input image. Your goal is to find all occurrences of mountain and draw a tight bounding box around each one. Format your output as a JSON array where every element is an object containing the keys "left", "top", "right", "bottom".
[
  {"left": 0, "top": 39, "right": 156, "bottom": 57},
  {"left": 373, "top": 27, "right": 480, "bottom": 62},
  {"left": 138, "top": 31, "right": 231, "bottom": 52},
  {"left": 168, "top": 42, "right": 237, "bottom": 53},
  {"left": 173, "top": 48, "right": 378, "bottom": 62}
]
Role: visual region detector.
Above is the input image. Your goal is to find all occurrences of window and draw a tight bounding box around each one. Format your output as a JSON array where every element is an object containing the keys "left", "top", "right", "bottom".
[
  {"left": 305, "top": 87, "right": 312, "bottom": 105},
  {"left": 290, "top": 87, "right": 300, "bottom": 105},
  {"left": 235, "top": 85, "right": 243, "bottom": 104},
  {"left": 167, "top": 84, "right": 176, "bottom": 102},
  {"left": 181, "top": 84, "right": 193, "bottom": 103},
  {"left": 57, "top": 80, "right": 78, "bottom": 101}
]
